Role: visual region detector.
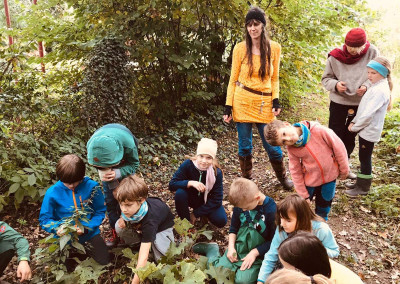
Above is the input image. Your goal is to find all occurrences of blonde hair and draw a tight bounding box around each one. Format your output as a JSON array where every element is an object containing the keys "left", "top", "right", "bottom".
[
  {"left": 266, "top": 269, "right": 334, "bottom": 284},
  {"left": 189, "top": 155, "right": 221, "bottom": 175},
  {"left": 372, "top": 56, "right": 393, "bottom": 110},
  {"left": 346, "top": 43, "right": 367, "bottom": 55},
  {"left": 228, "top": 178, "right": 260, "bottom": 206}
]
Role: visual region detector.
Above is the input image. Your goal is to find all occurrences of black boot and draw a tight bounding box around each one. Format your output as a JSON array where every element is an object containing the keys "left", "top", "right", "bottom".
[
  {"left": 345, "top": 174, "right": 372, "bottom": 197},
  {"left": 270, "top": 159, "right": 294, "bottom": 190},
  {"left": 239, "top": 155, "right": 253, "bottom": 179}
]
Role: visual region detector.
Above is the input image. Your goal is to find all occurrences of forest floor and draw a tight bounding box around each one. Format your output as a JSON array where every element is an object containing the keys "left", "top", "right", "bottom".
[{"left": 1, "top": 94, "right": 399, "bottom": 284}]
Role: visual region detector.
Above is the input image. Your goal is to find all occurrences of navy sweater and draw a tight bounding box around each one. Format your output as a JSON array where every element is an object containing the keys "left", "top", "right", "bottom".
[{"left": 169, "top": 159, "right": 223, "bottom": 217}]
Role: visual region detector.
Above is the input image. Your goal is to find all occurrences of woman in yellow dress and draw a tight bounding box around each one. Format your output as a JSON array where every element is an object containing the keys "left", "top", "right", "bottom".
[{"left": 223, "top": 6, "right": 292, "bottom": 189}]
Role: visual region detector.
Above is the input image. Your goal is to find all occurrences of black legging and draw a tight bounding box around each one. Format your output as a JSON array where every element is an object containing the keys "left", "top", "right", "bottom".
[
  {"left": 329, "top": 101, "right": 358, "bottom": 158},
  {"left": 66, "top": 234, "right": 110, "bottom": 271},
  {"left": 0, "top": 249, "right": 15, "bottom": 276},
  {"left": 359, "top": 136, "right": 375, "bottom": 175}
]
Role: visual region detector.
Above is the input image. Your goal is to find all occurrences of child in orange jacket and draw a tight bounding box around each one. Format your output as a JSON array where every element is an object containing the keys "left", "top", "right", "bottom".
[{"left": 264, "top": 120, "right": 349, "bottom": 220}]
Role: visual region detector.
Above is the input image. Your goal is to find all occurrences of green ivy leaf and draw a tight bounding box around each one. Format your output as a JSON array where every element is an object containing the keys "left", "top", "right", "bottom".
[
  {"left": 28, "top": 174, "right": 36, "bottom": 186},
  {"left": 14, "top": 188, "right": 24, "bottom": 204},
  {"left": 71, "top": 240, "right": 85, "bottom": 253},
  {"left": 54, "top": 270, "right": 64, "bottom": 281},
  {"left": 133, "top": 262, "right": 160, "bottom": 281},
  {"left": 9, "top": 183, "right": 20, "bottom": 193},
  {"left": 48, "top": 243, "right": 59, "bottom": 253},
  {"left": 11, "top": 176, "right": 22, "bottom": 183},
  {"left": 179, "top": 261, "right": 206, "bottom": 283},
  {"left": 205, "top": 265, "right": 235, "bottom": 284},
  {"left": 60, "top": 234, "right": 71, "bottom": 251},
  {"left": 23, "top": 167, "right": 35, "bottom": 173},
  {"left": 199, "top": 230, "right": 213, "bottom": 240},
  {"left": 174, "top": 217, "right": 193, "bottom": 236}
]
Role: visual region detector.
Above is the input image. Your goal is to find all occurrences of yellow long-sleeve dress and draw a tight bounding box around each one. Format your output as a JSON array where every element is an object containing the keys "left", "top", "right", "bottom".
[{"left": 225, "top": 40, "right": 281, "bottom": 123}]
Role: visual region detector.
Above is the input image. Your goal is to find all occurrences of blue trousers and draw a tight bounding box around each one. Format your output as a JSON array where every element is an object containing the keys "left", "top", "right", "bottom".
[
  {"left": 306, "top": 180, "right": 336, "bottom": 220},
  {"left": 174, "top": 188, "right": 227, "bottom": 228},
  {"left": 103, "top": 180, "right": 121, "bottom": 230},
  {"left": 236, "top": 122, "right": 282, "bottom": 161}
]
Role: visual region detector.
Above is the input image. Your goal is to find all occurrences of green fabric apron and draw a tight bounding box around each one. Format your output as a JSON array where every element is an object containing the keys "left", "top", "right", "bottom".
[{"left": 212, "top": 210, "right": 266, "bottom": 283}]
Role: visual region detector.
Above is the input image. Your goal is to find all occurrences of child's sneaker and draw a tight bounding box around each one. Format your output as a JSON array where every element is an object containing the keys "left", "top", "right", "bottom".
[{"left": 105, "top": 229, "right": 119, "bottom": 247}]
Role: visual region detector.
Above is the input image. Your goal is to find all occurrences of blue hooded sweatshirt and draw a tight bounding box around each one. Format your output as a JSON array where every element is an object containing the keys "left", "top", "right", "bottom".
[{"left": 39, "top": 177, "right": 106, "bottom": 243}]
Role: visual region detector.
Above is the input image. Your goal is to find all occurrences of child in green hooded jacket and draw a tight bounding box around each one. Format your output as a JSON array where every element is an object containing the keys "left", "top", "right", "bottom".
[{"left": 87, "top": 123, "right": 139, "bottom": 246}]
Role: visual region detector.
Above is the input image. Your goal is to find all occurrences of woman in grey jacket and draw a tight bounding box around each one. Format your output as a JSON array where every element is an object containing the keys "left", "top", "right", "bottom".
[
  {"left": 321, "top": 28, "right": 379, "bottom": 178},
  {"left": 345, "top": 56, "right": 392, "bottom": 197}
]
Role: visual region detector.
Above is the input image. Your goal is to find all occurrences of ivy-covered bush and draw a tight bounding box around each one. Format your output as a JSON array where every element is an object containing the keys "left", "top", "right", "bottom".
[{"left": 81, "top": 37, "right": 134, "bottom": 129}]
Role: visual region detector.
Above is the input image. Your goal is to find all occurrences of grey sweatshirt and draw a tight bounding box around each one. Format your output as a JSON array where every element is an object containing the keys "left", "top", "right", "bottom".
[
  {"left": 321, "top": 44, "right": 379, "bottom": 106},
  {"left": 351, "top": 78, "right": 390, "bottom": 143}
]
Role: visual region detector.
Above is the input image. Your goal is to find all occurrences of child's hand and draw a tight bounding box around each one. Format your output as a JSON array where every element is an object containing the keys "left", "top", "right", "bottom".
[
  {"left": 75, "top": 226, "right": 84, "bottom": 235},
  {"left": 240, "top": 249, "right": 259, "bottom": 270},
  {"left": 102, "top": 170, "right": 116, "bottom": 182},
  {"left": 17, "top": 260, "right": 32, "bottom": 281},
  {"left": 189, "top": 212, "right": 197, "bottom": 225},
  {"left": 56, "top": 225, "right": 66, "bottom": 237},
  {"left": 272, "top": 108, "right": 281, "bottom": 116},
  {"left": 117, "top": 218, "right": 126, "bottom": 229},
  {"left": 227, "top": 247, "right": 238, "bottom": 263},
  {"left": 336, "top": 81, "right": 347, "bottom": 93},
  {"left": 348, "top": 123, "right": 354, "bottom": 132},
  {"left": 189, "top": 181, "right": 206, "bottom": 192},
  {"left": 356, "top": 86, "right": 367, "bottom": 96}
]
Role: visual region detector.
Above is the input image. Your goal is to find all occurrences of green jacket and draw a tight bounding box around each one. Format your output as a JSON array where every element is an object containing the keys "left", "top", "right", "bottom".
[
  {"left": 87, "top": 124, "right": 139, "bottom": 179},
  {"left": 0, "top": 221, "right": 30, "bottom": 262}
]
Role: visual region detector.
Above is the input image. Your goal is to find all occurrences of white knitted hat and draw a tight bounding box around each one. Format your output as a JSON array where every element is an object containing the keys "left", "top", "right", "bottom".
[{"left": 196, "top": 138, "right": 218, "bottom": 159}]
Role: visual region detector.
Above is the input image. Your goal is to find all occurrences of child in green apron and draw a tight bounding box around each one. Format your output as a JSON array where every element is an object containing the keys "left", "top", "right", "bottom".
[{"left": 193, "top": 178, "right": 276, "bottom": 283}]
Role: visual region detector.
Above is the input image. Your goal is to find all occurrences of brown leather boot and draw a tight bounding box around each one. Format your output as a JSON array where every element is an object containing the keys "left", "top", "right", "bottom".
[
  {"left": 270, "top": 159, "right": 294, "bottom": 190},
  {"left": 239, "top": 154, "right": 253, "bottom": 179}
]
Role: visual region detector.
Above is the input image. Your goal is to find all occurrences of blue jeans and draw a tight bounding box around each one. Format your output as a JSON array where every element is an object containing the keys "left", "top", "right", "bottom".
[
  {"left": 174, "top": 188, "right": 227, "bottom": 228},
  {"left": 306, "top": 180, "right": 336, "bottom": 221},
  {"left": 236, "top": 122, "right": 282, "bottom": 161},
  {"left": 103, "top": 180, "right": 121, "bottom": 230}
]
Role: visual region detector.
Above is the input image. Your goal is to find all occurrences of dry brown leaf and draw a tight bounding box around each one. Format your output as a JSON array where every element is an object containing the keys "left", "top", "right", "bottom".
[
  {"left": 377, "top": 230, "right": 388, "bottom": 239},
  {"left": 360, "top": 205, "right": 371, "bottom": 213}
]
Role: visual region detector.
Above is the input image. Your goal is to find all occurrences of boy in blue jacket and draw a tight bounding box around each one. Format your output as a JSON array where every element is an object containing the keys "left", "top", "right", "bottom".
[{"left": 39, "top": 154, "right": 109, "bottom": 265}]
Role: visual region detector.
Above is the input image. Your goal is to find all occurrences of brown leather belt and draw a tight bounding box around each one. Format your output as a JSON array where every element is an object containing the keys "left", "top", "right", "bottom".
[{"left": 236, "top": 81, "right": 272, "bottom": 96}]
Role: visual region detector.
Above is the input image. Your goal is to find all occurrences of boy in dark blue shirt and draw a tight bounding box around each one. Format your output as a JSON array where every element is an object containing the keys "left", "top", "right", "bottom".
[{"left": 193, "top": 178, "right": 276, "bottom": 283}]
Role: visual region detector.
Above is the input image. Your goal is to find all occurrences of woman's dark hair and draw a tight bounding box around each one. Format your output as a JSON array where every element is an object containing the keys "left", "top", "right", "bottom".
[
  {"left": 245, "top": 6, "right": 271, "bottom": 81},
  {"left": 276, "top": 194, "right": 325, "bottom": 232},
  {"left": 278, "top": 231, "right": 332, "bottom": 277},
  {"left": 56, "top": 154, "right": 85, "bottom": 183}
]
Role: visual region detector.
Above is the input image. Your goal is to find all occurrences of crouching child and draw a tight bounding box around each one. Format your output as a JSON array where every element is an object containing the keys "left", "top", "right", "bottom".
[
  {"left": 115, "top": 175, "right": 174, "bottom": 284},
  {"left": 193, "top": 178, "right": 276, "bottom": 284}
]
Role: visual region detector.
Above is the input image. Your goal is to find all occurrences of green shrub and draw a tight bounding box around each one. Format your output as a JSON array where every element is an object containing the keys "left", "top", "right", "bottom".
[
  {"left": 363, "top": 184, "right": 400, "bottom": 218},
  {"left": 381, "top": 101, "right": 400, "bottom": 151}
]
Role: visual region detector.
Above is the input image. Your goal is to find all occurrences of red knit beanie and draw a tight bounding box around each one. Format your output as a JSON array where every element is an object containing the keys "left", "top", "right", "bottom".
[{"left": 345, "top": 28, "right": 367, "bottom": 47}]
